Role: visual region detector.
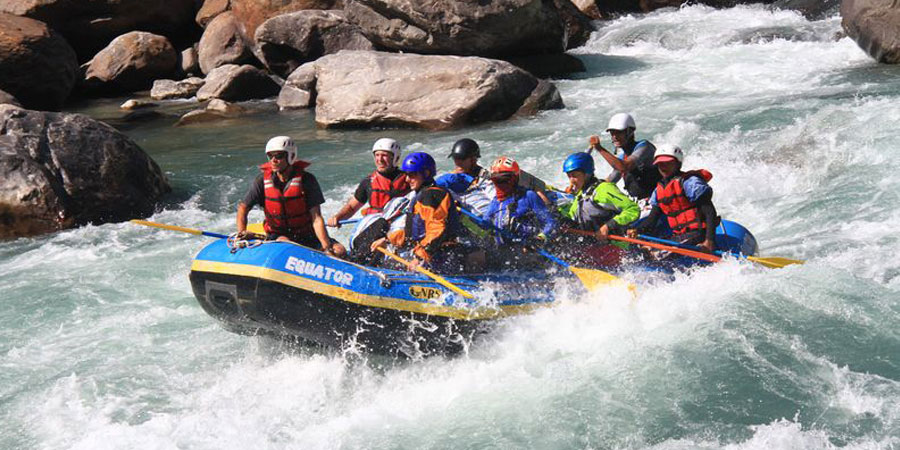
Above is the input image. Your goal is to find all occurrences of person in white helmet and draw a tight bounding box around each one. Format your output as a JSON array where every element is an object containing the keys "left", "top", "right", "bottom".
[
  {"left": 236, "top": 136, "right": 346, "bottom": 257},
  {"left": 627, "top": 144, "right": 718, "bottom": 253},
  {"left": 588, "top": 113, "right": 661, "bottom": 202},
  {"left": 327, "top": 138, "right": 410, "bottom": 228}
]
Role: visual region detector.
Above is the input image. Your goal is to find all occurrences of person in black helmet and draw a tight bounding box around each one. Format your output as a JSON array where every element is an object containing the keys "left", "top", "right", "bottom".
[{"left": 440, "top": 138, "right": 550, "bottom": 215}]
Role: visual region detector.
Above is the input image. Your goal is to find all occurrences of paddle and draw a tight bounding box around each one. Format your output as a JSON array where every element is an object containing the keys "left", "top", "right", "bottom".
[
  {"left": 564, "top": 228, "right": 721, "bottom": 263},
  {"left": 130, "top": 219, "right": 229, "bottom": 239},
  {"left": 635, "top": 233, "right": 804, "bottom": 269},
  {"left": 457, "top": 208, "right": 632, "bottom": 292},
  {"left": 374, "top": 247, "right": 474, "bottom": 299}
]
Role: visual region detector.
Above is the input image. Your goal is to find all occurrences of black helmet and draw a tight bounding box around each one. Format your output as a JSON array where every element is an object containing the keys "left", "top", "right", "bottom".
[{"left": 448, "top": 138, "right": 480, "bottom": 159}]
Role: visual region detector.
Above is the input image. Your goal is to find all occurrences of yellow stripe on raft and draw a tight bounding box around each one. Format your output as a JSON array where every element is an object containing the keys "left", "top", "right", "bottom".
[{"left": 191, "top": 259, "right": 546, "bottom": 320}]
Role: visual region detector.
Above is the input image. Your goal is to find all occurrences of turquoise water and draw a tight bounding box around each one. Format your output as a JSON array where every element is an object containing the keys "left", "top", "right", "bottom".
[{"left": 2, "top": 5, "right": 899, "bottom": 449}]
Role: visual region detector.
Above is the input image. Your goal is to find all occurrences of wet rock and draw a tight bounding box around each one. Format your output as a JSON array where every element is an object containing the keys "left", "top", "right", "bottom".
[
  {"left": 120, "top": 99, "right": 157, "bottom": 110},
  {"left": 150, "top": 77, "right": 206, "bottom": 100},
  {"left": 553, "top": 0, "right": 596, "bottom": 49},
  {"left": 310, "top": 51, "right": 564, "bottom": 130},
  {"left": 180, "top": 46, "right": 200, "bottom": 76},
  {"left": 504, "top": 53, "right": 587, "bottom": 78},
  {"left": 571, "top": 0, "right": 603, "bottom": 19},
  {"left": 175, "top": 99, "right": 246, "bottom": 126},
  {"left": 0, "top": 0, "right": 198, "bottom": 62},
  {"left": 842, "top": 0, "right": 900, "bottom": 64},
  {"left": 0, "top": 104, "right": 171, "bottom": 239},
  {"left": 198, "top": 11, "right": 254, "bottom": 74},
  {"left": 772, "top": 0, "right": 840, "bottom": 19},
  {"left": 0, "top": 89, "right": 21, "bottom": 107},
  {"left": 277, "top": 63, "right": 317, "bottom": 109},
  {"left": 254, "top": 9, "right": 374, "bottom": 78},
  {"left": 197, "top": 0, "right": 232, "bottom": 27},
  {"left": 515, "top": 79, "right": 565, "bottom": 117},
  {"left": 196, "top": 64, "right": 281, "bottom": 101},
  {"left": 83, "top": 32, "right": 178, "bottom": 95},
  {"left": 0, "top": 13, "right": 78, "bottom": 111},
  {"left": 231, "top": 0, "right": 343, "bottom": 43},
  {"left": 343, "top": 0, "right": 567, "bottom": 57}
]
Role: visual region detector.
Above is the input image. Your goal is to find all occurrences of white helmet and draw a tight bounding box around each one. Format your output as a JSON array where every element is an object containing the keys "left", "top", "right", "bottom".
[
  {"left": 372, "top": 137, "right": 402, "bottom": 165},
  {"left": 265, "top": 135, "right": 296, "bottom": 164},
  {"left": 653, "top": 144, "right": 684, "bottom": 165},
  {"left": 606, "top": 113, "right": 636, "bottom": 131}
]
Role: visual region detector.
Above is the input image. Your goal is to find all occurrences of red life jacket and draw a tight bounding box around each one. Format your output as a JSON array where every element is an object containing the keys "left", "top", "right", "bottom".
[
  {"left": 361, "top": 170, "right": 410, "bottom": 215},
  {"left": 260, "top": 161, "right": 313, "bottom": 236},
  {"left": 655, "top": 169, "right": 713, "bottom": 235}
]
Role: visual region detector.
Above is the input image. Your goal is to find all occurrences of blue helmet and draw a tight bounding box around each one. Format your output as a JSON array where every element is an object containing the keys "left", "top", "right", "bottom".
[
  {"left": 563, "top": 152, "right": 594, "bottom": 176},
  {"left": 401, "top": 152, "right": 436, "bottom": 178}
]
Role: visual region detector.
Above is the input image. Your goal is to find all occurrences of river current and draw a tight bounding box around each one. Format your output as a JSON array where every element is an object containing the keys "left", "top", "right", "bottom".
[{"left": 2, "top": 5, "right": 899, "bottom": 449}]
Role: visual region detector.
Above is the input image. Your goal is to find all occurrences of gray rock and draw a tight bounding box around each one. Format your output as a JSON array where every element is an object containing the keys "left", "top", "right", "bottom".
[
  {"left": 310, "top": 51, "right": 564, "bottom": 130},
  {"left": 553, "top": 0, "right": 596, "bottom": 49},
  {"left": 175, "top": 99, "right": 246, "bottom": 126},
  {"left": 772, "top": 0, "right": 840, "bottom": 19},
  {"left": 0, "top": 104, "right": 171, "bottom": 239},
  {"left": 198, "top": 11, "right": 254, "bottom": 74},
  {"left": 842, "top": 0, "right": 900, "bottom": 64},
  {"left": 180, "top": 46, "right": 200, "bottom": 76},
  {"left": 120, "top": 99, "right": 157, "bottom": 110},
  {"left": 277, "top": 63, "right": 317, "bottom": 109},
  {"left": 196, "top": 64, "right": 281, "bottom": 101},
  {"left": 150, "top": 78, "right": 206, "bottom": 100},
  {"left": 83, "top": 32, "right": 178, "bottom": 94},
  {"left": 0, "top": 0, "right": 197, "bottom": 62},
  {"left": 343, "top": 0, "right": 567, "bottom": 57},
  {"left": 0, "top": 89, "right": 21, "bottom": 107},
  {"left": 254, "top": 10, "right": 374, "bottom": 78},
  {"left": 0, "top": 13, "right": 78, "bottom": 110}
]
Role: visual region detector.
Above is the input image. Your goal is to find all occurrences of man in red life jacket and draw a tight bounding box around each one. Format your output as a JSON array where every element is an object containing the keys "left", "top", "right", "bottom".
[
  {"left": 628, "top": 144, "right": 718, "bottom": 252},
  {"left": 236, "top": 136, "right": 345, "bottom": 257},
  {"left": 327, "top": 138, "right": 410, "bottom": 228}
]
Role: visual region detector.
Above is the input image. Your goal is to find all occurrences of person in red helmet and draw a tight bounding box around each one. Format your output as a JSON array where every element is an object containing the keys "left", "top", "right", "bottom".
[
  {"left": 628, "top": 144, "right": 718, "bottom": 252},
  {"left": 236, "top": 136, "right": 345, "bottom": 257}
]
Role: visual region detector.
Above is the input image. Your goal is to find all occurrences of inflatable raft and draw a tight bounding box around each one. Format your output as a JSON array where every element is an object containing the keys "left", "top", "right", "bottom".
[{"left": 188, "top": 220, "right": 757, "bottom": 357}]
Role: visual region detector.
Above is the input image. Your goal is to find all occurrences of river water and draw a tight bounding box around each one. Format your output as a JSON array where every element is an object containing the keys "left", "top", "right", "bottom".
[{"left": 2, "top": 5, "right": 899, "bottom": 449}]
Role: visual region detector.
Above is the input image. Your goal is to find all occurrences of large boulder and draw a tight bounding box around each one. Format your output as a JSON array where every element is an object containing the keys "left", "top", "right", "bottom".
[
  {"left": 197, "top": 0, "right": 232, "bottom": 27},
  {"left": 0, "top": 0, "right": 199, "bottom": 62},
  {"left": 343, "top": 0, "right": 567, "bottom": 56},
  {"left": 0, "top": 105, "right": 171, "bottom": 239},
  {"left": 196, "top": 64, "right": 281, "bottom": 101},
  {"left": 842, "top": 0, "right": 900, "bottom": 64},
  {"left": 83, "top": 32, "right": 178, "bottom": 94},
  {"left": 231, "top": 0, "right": 343, "bottom": 43},
  {"left": 254, "top": 10, "right": 374, "bottom": 78},
  {"left": 150, "top": 77, "right": 206, "bottom": 100},
  {"left": 0, "top": 13, "right": 78, "bottom": 111},
  {"left": 297, "top": 51, "right": 564, "bottom": 130},
  {"left": 553, "top": 0, "right": 596, "bottom": 50},
  {"left": 198, "top": 11, "right": 255, "bottom": 74}
]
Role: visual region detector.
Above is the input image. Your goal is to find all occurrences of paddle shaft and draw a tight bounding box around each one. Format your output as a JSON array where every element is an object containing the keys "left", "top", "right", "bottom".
[
  {"left": 130, "top": 220, "right": 228, "bottom": 239},
  {"left": 636, "top": 233, "right": 804, "bottom": 268},
  {"left": 564, "top": 228, "right": 721, "bottom": 263},
  {"left": 375, "top": 247, "right": 474, "bottom": 299}
]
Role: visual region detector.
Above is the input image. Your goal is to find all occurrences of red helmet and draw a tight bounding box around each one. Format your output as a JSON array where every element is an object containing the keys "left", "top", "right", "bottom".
[{"left": 490, "top": 156, "right": 520, "bottom": 178}]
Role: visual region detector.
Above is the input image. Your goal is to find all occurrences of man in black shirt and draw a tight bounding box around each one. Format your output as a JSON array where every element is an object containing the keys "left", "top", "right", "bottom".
[
  {"left": 327, "top": 138, "right": 409, "bottom": 228},
  {"left": 236, "top": 136, "right": 345, "bottom": 256}
]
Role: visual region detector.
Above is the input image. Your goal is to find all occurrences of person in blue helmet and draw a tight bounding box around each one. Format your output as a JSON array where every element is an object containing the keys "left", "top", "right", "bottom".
[
  {"left": 371, "top": 152, "right": 485, "bottom": 274},
  {"left": 481, "top": 156, "right": 556, "bottom": 270},
  {"left": 555, "top": 152, "right": 640, "bottom": 267}
]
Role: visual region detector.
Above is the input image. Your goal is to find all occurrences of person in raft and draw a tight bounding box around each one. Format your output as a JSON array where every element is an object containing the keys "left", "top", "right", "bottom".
[
  {"left": 588, "top": 113, "right": 661, "bottom": 205},
  {"left": 327, "top": 138, "right": 410, "bottom": 228},
  {"left": 628, "top": 144, "right": 718, "bottom": 252},
  {"left": 555, "top": 152, "right": 640, "bottom": 267},
  {"left": 236, "top": 136, "right": 346, "bottom": 257},
  {"left": 371, "top": 152, "right": 485, "bottom": 274},
  {"left": 480, "top": 156, "right": 557, "bottom": 270},
  {"left": 436, "top": 138, "right": 550, "bottom": 215}
]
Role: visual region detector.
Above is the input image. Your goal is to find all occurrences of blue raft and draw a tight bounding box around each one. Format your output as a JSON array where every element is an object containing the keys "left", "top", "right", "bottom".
[{"left": 189, "top": 220, "right": 758, "bottom": 356}]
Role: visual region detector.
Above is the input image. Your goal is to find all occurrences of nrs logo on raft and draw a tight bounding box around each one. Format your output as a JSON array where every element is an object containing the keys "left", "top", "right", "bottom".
[{"left": 285, "top": 256, "right": 354, "bottom": 286}]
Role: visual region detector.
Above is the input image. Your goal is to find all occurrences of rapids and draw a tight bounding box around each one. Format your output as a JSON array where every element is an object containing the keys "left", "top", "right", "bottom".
[{"left": 2, "top": 5, "right": 898, "bottom": 449}]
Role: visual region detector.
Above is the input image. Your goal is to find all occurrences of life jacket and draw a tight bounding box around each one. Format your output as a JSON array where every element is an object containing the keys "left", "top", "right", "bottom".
[
  {"left": 655, "top": 169, "right": 713, "bottom": 235},
  {"left": 621, "top": 140, "right": 662, "bottom": 200},
  {"left": 261, "top": 162, "right": 313, "bottom": 236},
  {"left": 361, "top": 169, "right": 410, "bottom": 215},
  {"left": 489, "top": 187, "right": 540, "bottom": 244},
  {"left": 405, "top": 185, "right": 460, "bottom": 247},
  {"left": 573, "top": 179, "right": 622, "bottom": 231}
]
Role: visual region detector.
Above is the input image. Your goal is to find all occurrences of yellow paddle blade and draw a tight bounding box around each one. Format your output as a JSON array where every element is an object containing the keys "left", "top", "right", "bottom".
[
  {"left": 746, "top": 255, "right": 805, "bottom": 269},
  {"left": 130, "top": 219, "right": 202, "bottom": 235},
  {"left": 247, "top": 223, "right": 266, "bottom": 235},
  {"left": 569, "top": 266, "right": 636, "bottom": 294}
]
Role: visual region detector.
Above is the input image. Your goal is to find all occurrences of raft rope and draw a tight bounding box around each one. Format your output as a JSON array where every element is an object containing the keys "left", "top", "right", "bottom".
[{"left": 226, "top": 233, "right": 264, "bottom": 253}]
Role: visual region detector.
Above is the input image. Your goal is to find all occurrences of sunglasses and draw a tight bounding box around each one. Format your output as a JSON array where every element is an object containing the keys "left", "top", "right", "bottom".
[
  {"left": 268, "top": 152, "right": 288, "bottom": 160},
  {"left": 491, "top": 175, "right": 516, "bottom": 184}
]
